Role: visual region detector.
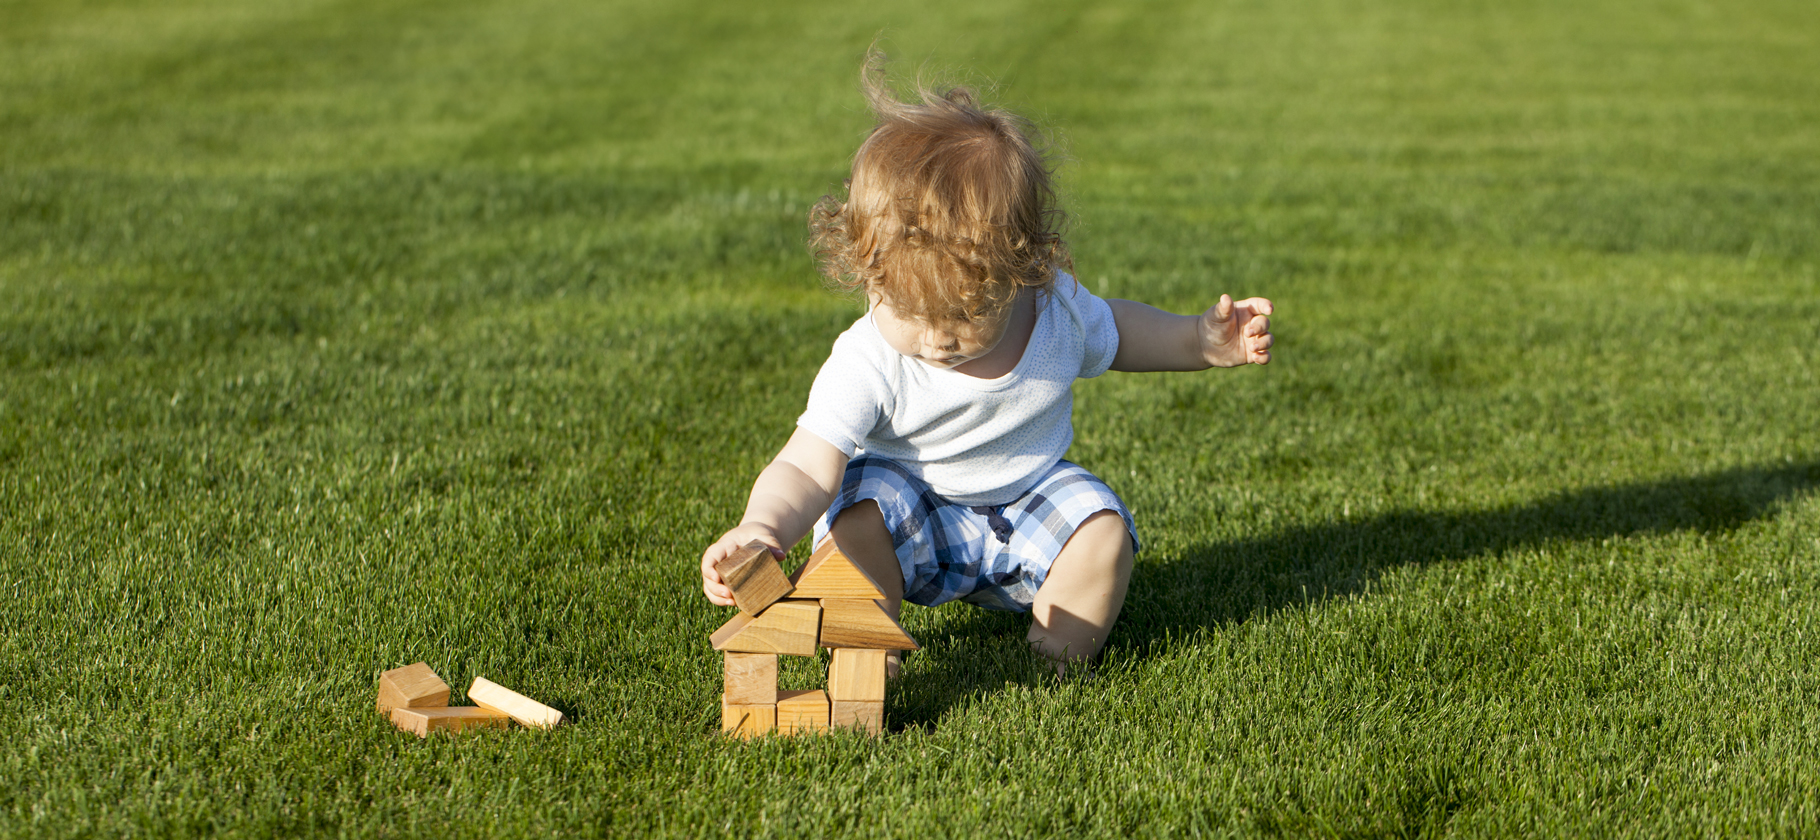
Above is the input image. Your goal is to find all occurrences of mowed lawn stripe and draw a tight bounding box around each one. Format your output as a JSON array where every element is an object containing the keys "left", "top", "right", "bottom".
[{"left": 2, "top": 0, "right": 1818, "bottom": 836}]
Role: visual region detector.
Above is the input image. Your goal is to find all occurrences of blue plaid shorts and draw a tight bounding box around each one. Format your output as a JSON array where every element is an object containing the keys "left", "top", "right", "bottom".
[{"left": 811, "top": 455, "right": 1140, "bottom": 612}]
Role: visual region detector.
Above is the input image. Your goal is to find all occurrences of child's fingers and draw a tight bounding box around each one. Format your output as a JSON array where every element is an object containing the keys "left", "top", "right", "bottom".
[
  {"left": 1250, "top": 334, "right": 1274, "bottom": 364},
  {"left": 1236, "top": 297, "right": 1273, "bottom": 317},
  {"left": 1245, "top": 312, "right": 1270, "bottom": 337},
  {"left": 701, "top": 554, "right": 735, "bottom": 605},
  {"left": 1246, "top": 315, "right": 1275, "bottom": 364}
]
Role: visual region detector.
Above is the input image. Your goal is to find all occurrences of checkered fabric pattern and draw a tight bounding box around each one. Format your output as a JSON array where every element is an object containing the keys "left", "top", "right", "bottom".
[{"left": 812, "top": 455, "right": 1140, "bottom": 612}]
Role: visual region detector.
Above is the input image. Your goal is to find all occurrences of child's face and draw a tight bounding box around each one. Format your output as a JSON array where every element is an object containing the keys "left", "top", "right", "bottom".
[{"left": 869, "top": 289, "right": 1015, "bottom": 371}]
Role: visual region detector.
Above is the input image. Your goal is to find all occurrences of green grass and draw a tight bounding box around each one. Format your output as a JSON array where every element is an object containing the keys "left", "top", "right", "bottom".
[{"left": 3, "top": 0, "right": 1818, "bottom": 836}]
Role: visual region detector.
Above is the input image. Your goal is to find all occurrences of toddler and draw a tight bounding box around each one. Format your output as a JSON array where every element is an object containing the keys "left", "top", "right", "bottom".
[{"left": 700, "top": 54, "right": 1273, "bottom": 675}]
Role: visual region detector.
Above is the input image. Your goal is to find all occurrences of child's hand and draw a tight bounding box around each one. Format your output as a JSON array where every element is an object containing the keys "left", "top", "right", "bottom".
[
  {"left": 1199, "top": 294, "right": 1274, "bottom": 367},
  {"left": 701, "top": 524, "right": 788, "bottom": 607}
]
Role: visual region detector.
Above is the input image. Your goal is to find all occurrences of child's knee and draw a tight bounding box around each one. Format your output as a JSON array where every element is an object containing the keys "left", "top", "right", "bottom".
[
  {"left": 830, "top": 499, "right": 887, "bottom": 537},
  {"left": 1069, "top": 509, "right": 1134, "bottom": 574}
]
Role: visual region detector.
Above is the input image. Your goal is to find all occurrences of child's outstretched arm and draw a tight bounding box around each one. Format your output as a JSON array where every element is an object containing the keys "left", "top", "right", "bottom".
[
  {"left": 700, "top": 428, "right": 848, "bottom": 606},
  {"left": 1107, "top": 294, "right": 1274, "bottom": 371}
]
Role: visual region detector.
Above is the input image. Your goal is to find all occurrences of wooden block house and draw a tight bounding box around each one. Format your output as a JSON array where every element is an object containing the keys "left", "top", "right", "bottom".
[{"left": 712, "top": 538, "right": 916, "bottom": 738}]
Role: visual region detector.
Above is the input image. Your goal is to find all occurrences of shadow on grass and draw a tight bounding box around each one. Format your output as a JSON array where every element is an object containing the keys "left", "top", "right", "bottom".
[{"left": 894, "top": 458, "right": 1819, "bottom": 728}]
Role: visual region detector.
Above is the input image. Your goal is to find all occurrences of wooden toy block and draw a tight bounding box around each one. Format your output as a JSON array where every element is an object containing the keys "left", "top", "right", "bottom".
[
  {"left": 376, "top": 662, "right": 449, "bottom": 714},
  {"left": 788, "top": 538, "right": 886, "bottom": 600},
  {"left": 777, "top": 689, "right": 830, "bottom": 735},
  {"left": 390, "top": 706, "right": 509, "bottom": 737},
  {"left": 718, "top": 540, "right": 795, "bottom": 616},
  {"left": 818, "top": 598, "right": 919, "bottom": 651},
  {"left": 469, "top": 677, "right": 564, "bottom": 729},
  {"left": 723, "top": 652, "right": 778, "bottom": 706},
  {"left": 827, "top": 648, "right": 887, "bottom": 701},
  {"left": 830, "top": 698, "right": 883, "bottom": 735},
  {"left": 721, "top": 695, "right": 776, "bottom": 739},
  {"left": 710, "top": 600, "right": 821, "bottom": 657}
]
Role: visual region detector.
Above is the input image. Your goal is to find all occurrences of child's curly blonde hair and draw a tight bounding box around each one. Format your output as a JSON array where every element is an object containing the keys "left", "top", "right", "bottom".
[{"left": 809, "top": 50, "right": 1070, "bottom": 325}]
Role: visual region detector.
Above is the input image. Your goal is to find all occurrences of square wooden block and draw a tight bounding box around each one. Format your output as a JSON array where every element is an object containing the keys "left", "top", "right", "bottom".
[
  {"left": 827, "top": 648, "right": 886, "bottom": 702},
  {"left": 721, "top": 695, "right": 776, "bottom": 739},
  {"left": 830, "top": 699, "right": 883, "bottom": 735},
  {"left": 719, "top": 541, "right": 795, "bottom": 616},
  {"left": 724, "top": 653, "right": 778, "bottom": 706},
  {"left": 777, "top": 689, "right": 829, "bottom": 735}
]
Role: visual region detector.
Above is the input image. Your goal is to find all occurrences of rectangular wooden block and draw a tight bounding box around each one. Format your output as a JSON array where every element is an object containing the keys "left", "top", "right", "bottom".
[
  {"left": 469, "top": 677, "right": 564, "bottom": 729},
  {"left": 719, "top": 541, "right": 795, "bottom": 616},
  {"left": 830, "top": 698, "right": 883, "bottom": 735},
  {"left": 818, "top": 598, "right": 918, "bottom": 651},
  {"left": 376, "top": 662, "right": 449, "bottom": 714},
  {"left": 777, "top": 689, "right": 829, "bottom": 735},
  {"left": 709, "top": 600, "right": 821, "bottom": 657},
  {"left": 827, "top": 648, "right": 887, "bottom": 702},
  {"left": 390, "top": 706, "right": 509, "bottom": 738},
  {"left": 723, "top": 652, "right": 778, "bottom": 706},
  {"left": 721, "top": 695, "right": 776, "bottom": 739}
]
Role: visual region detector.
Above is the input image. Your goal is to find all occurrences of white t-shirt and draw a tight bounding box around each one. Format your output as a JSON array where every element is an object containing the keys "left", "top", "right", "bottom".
[{"left": 796, "top": 273, "right": 1120, "bottom": 507}]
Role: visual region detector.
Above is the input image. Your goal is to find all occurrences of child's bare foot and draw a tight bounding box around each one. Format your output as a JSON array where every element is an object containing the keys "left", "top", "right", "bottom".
[{"left": 885, "top": 650, "right": 903, "bottom": 679}]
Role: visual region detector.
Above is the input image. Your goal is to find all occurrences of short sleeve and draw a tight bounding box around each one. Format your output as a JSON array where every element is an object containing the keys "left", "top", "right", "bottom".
[
  {"left": 1064, "top": 277, "right": 1121, "bottom": 378},
  {"left": 796, "top": 326, "right": 891, "bottom": 458}
]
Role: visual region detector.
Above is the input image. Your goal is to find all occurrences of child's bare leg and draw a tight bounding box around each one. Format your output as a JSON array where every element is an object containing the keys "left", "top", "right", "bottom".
[
  {"left": 827, "top": 500, "right": 907, "bottom": 675},
  {"left": 1027, "top": 510, "right": 1134, "bottom": 676}
]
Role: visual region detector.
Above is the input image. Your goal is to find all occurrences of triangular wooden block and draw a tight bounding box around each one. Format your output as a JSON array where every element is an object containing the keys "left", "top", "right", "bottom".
[
  {"left": 788, "top": 537, "right": 886, "bottom": 600},
  {"left": 710, "top": 600, "right": 821, "bottom": 656},
  {"left": 817, "top": 598, "right": 918, "bottom": 651},
  {"left": 718, "top": 541, "right": 794, "bottom": 616}
]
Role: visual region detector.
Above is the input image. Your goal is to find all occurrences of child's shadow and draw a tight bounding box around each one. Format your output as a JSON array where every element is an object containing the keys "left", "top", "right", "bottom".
[{"left": 893, "top": 458, "right": 1820, "bottom": 728}]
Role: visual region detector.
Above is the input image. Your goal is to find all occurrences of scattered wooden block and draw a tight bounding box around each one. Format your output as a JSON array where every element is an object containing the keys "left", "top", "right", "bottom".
[
  {"left": 788, "top": 538, "right": 886, "bottom": 600},
  {"left": 718, "top": 541, "right": 795, "bottom": 616},
  {"left": 818, "top": 598, "right": 918, "bottom": 651},
  {"left": 469, "top": 677, "right": 564, "bottom": 729},
  {"left": 721, "top": 695, "right": 776, "bottom": 739},
  {"left": 830, "top": 698, "right": 883, "bottom": 735},
  {"left": 723, "top": 652, "right": 778, "bottom": 706},
  {"left": 827, "top": 648, "right": 887, "bottom": 701},
  {"left": 777, "top": 689, "right": 830, "bottom": 735},
  {"left": 390, "top": 706, "right": 509, "bottom": 737},
  {"left": 376, "top": 662, "right": 449, "bottom": 714},
  {"left": 710, "top": 600, "right": 821, "bottom": 657}
]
